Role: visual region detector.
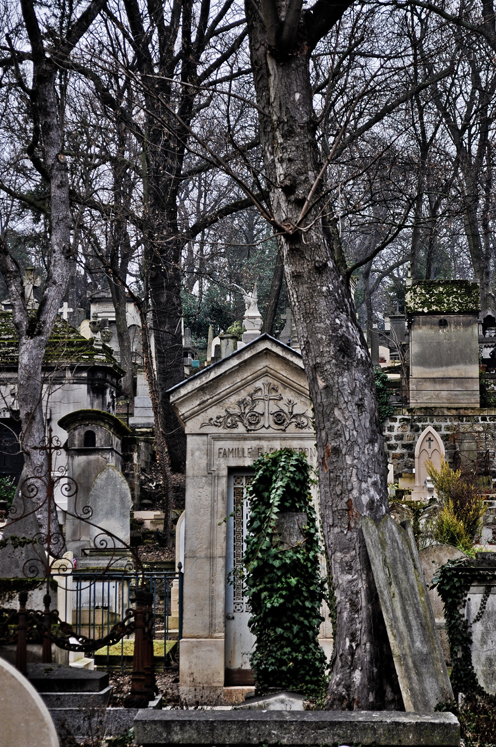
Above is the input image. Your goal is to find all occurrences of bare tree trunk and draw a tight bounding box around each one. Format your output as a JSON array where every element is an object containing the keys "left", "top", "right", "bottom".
[
  {"left": 0, "top": 0, "right": 105, "bottom": 551},
  {"left": 109, "top": 279, "right": 134, "bottom": 398},
  {"left": 245, "top": 0, "right": 401, "bottom": 709}
]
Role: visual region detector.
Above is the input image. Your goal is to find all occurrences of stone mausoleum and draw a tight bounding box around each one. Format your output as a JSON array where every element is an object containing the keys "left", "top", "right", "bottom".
[{"left": 169, "top": 334, "right": 332, "bottom": 705}]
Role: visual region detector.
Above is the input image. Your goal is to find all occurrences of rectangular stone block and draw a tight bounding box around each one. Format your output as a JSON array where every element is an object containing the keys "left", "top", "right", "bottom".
[
  {"left": 179, "top": 638, "right": 225, "bottom": 689},
  {"left": 133, "top": 710, "right": 460, "bottom": 746}
]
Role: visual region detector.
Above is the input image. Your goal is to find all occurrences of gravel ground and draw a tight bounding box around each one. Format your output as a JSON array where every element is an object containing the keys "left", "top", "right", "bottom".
[{"left": 108, "top": 667, "right": 181, "bottom": 707}]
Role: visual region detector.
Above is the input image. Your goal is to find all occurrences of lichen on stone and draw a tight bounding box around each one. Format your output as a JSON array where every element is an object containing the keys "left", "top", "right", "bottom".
[{"left": 405, "top": 280, "right": 480, "bottom": 315}]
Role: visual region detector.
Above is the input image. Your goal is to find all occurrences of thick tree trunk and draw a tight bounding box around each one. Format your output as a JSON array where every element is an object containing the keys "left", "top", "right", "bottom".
[
  {"left": 463, "top": 194, "right": 491, "bottom": 310},
  {"left": 245, "top": 2, "right": 401, "bottom": 709},
  {"left": 261, "top": 248, "right": 284, "bottom": 334},
  {"left": 145, "top": 199, "right": 187, "bottom": 473}
]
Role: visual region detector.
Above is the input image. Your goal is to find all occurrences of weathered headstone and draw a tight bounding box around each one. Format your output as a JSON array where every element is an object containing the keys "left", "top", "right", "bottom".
[
  {"left": 406, "top": 279, "right": 480, "bottom": 407},
  {"left": 0, "top": 489, "right": 46, "bottom": 578},
  {"left": 419, "top": 544, "right": 468, "bottom": 664},
  {"left": 361, "top": 515, "right": 453, "bottom": 711},
  {"left": 87, "top": 465, "right": 132, "bottom": 549},
  {"left": 0, "top": 656, "right": 59, "bottom": 746},
  {"left": 466, "top": 553, "right": 496, "bottom": 695}
]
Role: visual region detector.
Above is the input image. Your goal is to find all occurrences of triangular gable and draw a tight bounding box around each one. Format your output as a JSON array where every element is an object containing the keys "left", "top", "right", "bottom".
[{"left": 169, "top": 335, "right": 311, "bottom": 433}]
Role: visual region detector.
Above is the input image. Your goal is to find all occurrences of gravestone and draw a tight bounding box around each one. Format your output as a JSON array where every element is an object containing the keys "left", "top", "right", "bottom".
[
  {"left": 0, "top": 657, "right": 59, "bottom": 746},
  {"left": 411, "top": 426, "right": 445, "bottom": 501},
  {"left": 168, "top": 334, "right": 332, "bottom": 705},
  {"left": 130, "top": 371, "right": 154, "bottom": 426},
  {"left": 0, "top": 490, "right": 46, "bottom": 578},
  {"left": 87, "top": 466, "right": 132, "bottom": 549},
  {"left": 419, "top": 544, "right": 468, "bottom": 663},
  {"left": 361, "top": 515, "right": 453, "bottom": 711}
]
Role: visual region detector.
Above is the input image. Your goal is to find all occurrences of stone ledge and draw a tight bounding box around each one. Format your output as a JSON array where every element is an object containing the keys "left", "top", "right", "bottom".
[{"left": 133, "top": 710, "right": 460, "bottom": 746}]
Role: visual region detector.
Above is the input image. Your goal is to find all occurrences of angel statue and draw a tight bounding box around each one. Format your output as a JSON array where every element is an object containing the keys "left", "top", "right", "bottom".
[{"left": 232, "top": 282, "right": 259, "bottom": 315}]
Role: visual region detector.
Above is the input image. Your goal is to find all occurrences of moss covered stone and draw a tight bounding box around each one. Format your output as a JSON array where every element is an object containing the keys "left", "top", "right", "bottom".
[
  {"left": 405, "top": 280, "right": 480, "bottom": 315},
  {"left": 0, "top": 311, "right": 123, "bottom": 375}
]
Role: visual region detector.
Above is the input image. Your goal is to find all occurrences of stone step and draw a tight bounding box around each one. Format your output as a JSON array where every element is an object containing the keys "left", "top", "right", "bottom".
[
  {"left": 41, "top": 684, "right": 113, "bottom": 708},
  {"left": 27, "top": 663, "right": 109, "bottom": 693}
]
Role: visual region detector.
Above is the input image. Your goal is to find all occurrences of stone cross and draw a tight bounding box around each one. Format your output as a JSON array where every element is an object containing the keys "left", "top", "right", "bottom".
[
  {"left": 252, "top": 381, "right": 283, "bottom": 428},
  {"left": 426, "top": 436, "right": 434, "bottom": 450},
  {"left": 58, "top": 302, "right": 74, "bottom": 321}
]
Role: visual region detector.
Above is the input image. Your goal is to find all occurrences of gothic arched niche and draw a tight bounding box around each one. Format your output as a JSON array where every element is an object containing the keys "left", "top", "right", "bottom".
[{"left": 414, "top": 426, "right": 445, "bottom": 490}]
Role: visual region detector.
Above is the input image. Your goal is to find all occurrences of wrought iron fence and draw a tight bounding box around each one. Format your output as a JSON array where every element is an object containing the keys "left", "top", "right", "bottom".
[{"left": 53, "top": 566, "right": 183, "bottom": 669}]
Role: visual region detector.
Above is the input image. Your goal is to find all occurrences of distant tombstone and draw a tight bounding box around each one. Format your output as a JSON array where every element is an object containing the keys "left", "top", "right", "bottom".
[
  {"left": 87, "top": 465, "right": 132, "bottom": 550},
  {"left": 370, "top": 326, "right": 380, "bottom": 365},
  {"left": 458, "top": 433, "right": 478, "bottom": 471},
  {"left": 406, "top": 280, "right": 480, "bottom": 407},
  {"left": 362, "top": 515, "right": 453, "bottom": 712},
  {"left": 0, "top": 491, "right": 46, "bottom": 578},
  {"left": 0, "top": 657, "right": 59, "bottom": 746},
  {"left": 411, "top": 426, "right": 445, "bottom": 501},
  {"left": 130, "top": 371, "right": 154, "bottom": 426},
  {"left": 219, "top": 333, "right": 237, "bottom": 358}
]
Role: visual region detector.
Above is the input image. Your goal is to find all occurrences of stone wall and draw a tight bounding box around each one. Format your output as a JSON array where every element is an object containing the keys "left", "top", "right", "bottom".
[{"left": 384, "top": 408, "right": 496, "bottom": 479}]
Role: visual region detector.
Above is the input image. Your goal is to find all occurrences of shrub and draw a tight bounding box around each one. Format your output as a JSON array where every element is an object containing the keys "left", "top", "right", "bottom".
[{"left": 427, "top": 460, "right": 486, "bottom": 551}]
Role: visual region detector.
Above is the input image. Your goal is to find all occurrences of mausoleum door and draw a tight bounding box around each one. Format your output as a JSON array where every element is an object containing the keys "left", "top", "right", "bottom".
[{"left": 225, "top": 472, "right": 255, "bottom": 686}]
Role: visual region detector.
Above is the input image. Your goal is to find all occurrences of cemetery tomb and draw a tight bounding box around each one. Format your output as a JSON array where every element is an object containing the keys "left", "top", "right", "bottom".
[
  {"left": 58, "top": 409, "right": 132, "bottom": 559},
  {"left": 168, "top": 334, "right": 332, "bottom": 705},
  {"left": 406, "top": 280, "right": 480, "bottom": 407}
]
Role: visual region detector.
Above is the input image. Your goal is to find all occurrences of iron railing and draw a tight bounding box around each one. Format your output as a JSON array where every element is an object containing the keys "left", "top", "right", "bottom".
[{"left": 53, "top": 566, "right": 183, "bottom": 669}]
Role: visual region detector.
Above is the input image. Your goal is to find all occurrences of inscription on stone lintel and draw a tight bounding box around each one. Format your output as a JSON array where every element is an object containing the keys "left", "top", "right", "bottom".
[
  {"left": 218, "top": 445, "right": 317, "bottom": 459},
  {"left": 202, "top": 380, "right": 310, "bottom": 432}
]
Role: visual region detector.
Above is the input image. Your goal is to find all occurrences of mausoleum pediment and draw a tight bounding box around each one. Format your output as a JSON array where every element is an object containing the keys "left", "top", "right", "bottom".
[{"left": 168, "top": 335, "right": 311, "bottom": 432}]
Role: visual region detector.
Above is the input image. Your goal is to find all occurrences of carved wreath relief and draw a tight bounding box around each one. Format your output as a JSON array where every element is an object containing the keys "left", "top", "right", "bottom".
[{"left": 202, "top": 380, "right": 310, "bottom": 431}]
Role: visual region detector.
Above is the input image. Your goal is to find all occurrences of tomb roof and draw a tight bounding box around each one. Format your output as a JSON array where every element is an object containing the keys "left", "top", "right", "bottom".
[
  {"left": 58, "top": 408, "right": 132, "bottom": 438},
  {"left": 0, "top": 311, "right": 124, "bottom": 374},
  {"left": 168, "top": 334, "right": 303, "bottom": 395},
  {"left": 168, "top": 334, "right": 308, "bottom": 429}
]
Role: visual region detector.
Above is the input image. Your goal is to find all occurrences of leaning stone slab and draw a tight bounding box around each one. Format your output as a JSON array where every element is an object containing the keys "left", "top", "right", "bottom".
[
  {"left": 361, "top": 515, "right": 453, "bottom": 712},
  {"left": 236, "top": 691, "right": 305, "bottom": 710},
  {"left": 133, "top": 710, "right": 459, "bottom": 746}
]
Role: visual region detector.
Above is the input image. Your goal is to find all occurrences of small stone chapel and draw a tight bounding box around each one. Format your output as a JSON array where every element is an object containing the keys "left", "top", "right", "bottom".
[{"left": 169, "top": 333, "right": 333, "bottom": 705}]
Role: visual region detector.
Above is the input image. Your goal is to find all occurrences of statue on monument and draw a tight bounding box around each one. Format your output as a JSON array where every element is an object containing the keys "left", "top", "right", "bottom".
[{"left": 233, "top": 282, "right": 260, "bottom": 316}]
